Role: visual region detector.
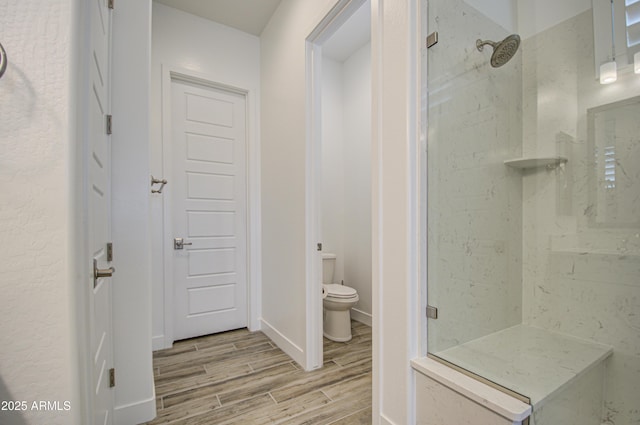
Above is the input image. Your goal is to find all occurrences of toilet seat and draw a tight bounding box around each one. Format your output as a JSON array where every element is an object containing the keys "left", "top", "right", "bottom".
[{"left": 324, "top": 283, "right": 357, "bottom": 299}]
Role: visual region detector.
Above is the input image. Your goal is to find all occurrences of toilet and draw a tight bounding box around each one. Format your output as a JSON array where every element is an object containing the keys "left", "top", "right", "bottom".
[{"left": 322, "top": 253, "right": 359, "bottom": 342}]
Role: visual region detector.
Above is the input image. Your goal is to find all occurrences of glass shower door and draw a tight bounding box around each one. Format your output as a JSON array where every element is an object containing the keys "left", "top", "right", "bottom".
[{"left": 426, "top": 0, "right": 523, "bottom": 357}]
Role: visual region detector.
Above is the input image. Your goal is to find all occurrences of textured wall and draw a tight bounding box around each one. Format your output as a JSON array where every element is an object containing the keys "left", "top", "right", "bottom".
[{"left": 0, "top": 1, "right": 79, "bottom": 424}]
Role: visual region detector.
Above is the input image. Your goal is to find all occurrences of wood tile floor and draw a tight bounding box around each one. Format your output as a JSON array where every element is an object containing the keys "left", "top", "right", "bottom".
[{"left": 146, "top": 321, "right": 372, "bottom": 425}]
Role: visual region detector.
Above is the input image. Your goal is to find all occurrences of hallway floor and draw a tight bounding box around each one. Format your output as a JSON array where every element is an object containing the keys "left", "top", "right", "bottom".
[{"left": 146, "top": 321, "right": 372, "bottom": 424}]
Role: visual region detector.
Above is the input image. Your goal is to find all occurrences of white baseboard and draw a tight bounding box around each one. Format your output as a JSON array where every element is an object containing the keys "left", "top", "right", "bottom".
[
  {"left": 260, "top": 318, "right": 305, "bottom": 368},
  {"left": 114, "top": 393, "right": 156, "bottom": 425},
  {"left": 351, "top": 308, "right": 372, "bottom": 327},
  {"left": 380, "top": 413, "right": 397, "bottom": 425},
  {"left": 248, "top": 315, "right": 261, "bottom": 332},
  {"left": 152, "top": 335, "right": 172, "bottom": 351}
]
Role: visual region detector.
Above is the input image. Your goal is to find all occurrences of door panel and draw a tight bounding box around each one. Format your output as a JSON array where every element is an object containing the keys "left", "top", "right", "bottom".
[
  {"left": 187, "top": 211, "right": 235, "bottom": 237},
  {"left": 172, "top": 80, "right": 248, "bottom": 341},
  {"left": 186, "top": 172, "right": 234, "bottom": 200},
  {"left": 188, "top": 249, "right": 236, "bottom": 275},
  {"left": 188, "top": 285, "right": 236, "bottom": 314},
  {"left": 185, "top": 93, "right": 234, "bottom": 126},
  {"left": 89, "top": 0, "right": 113, "bottom": 423},
  {"left": 186, "top": 134, "right": 234, "bottom": 164}
]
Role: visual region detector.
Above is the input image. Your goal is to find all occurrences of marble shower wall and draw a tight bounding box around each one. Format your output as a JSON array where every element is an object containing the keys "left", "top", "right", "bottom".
[
  {"left": 521, "top": 10, "right": 640, "bottom": 425},
  {"left": 427, "top": 0, "right": 523, "bottom": 352}
]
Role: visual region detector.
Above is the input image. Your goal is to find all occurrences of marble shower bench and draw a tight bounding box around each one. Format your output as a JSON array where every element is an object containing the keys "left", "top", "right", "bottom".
[{"left": 413, "top": 325, "right": 613, "bottom": 424}]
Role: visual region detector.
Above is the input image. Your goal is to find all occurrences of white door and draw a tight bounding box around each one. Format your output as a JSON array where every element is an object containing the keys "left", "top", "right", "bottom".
[
  {"left": 171, "top": 80, "right": 248, "bottom": 341},
  {"left": 89, "top": 0, "right": 114, "bottom": 423}
]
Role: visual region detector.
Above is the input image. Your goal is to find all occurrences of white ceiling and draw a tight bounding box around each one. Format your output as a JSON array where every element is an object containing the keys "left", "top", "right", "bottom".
[
  {"left": 154, "top": 0, "right": 283, "bottom": 36},
  {"left": 153, "top": 0, "right": 370, "bottom": 62}
]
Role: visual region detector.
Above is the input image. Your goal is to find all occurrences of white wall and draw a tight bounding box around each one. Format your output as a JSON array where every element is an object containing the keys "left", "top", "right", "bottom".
[
  {"left": 111, "top": 1, "right": 155, "bottom": 422},
  {"left": 343, "top": 43, "right": 372, "bottom": 322},
  {"left": 150, "top": 2, "right": 261, "bottom": 348},
  {"left": 322, "top": 43, "right": 373, "bottom": 321},
  {"left": 517, "top": 0, "right": 591, "bottom": 39},
  {"left": 459, "top": 0, "right": 593, "bottom": 40},
  {"left": 260, "top": 0, "right": 345, "bottom": 369},
  {"left": 464, "top": 0, "right": 518, "bottom": 33},
  {"left": 321, "top": 57, "right": 346, "bottom": 284},
  {"left": 0, "top": 1, "right": 81, "bottom": 424}
]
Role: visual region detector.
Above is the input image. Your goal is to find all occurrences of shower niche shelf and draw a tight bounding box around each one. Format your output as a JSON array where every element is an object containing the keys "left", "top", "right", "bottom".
[{"left": 504, "top": 156, "right": 568, "bottom": 169}]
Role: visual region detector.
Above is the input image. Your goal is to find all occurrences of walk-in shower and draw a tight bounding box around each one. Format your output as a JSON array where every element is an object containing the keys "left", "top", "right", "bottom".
[{"left": 425, "top": 1, "right": 640, "bottom": 424}]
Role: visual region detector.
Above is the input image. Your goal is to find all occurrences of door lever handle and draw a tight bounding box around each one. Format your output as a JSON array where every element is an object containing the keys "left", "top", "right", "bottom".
[
  {"left": 93, "top": 259, "right": 115, "bottom": 287},
  {"left": 174, "top": 237, "right": 193, "bottom": 250}
]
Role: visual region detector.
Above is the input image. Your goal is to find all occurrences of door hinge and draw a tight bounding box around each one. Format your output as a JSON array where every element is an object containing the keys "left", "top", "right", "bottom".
[
  {"left": 106, "top": 114, "right": 113, "bottom": 135},
  {"left": 106, "top": 242, "right": 113, "bottom": 262},
  {"left": 108, "top": 0, "right": 114, "bottom": 10},
  {"left": 426, "top": 32, "right": 439, "bottom": 48},
  {"left": 426, "top": 305, "right": 438, "bottom": 319},
  {"left": 317, "top": 243, "right": 322, "bottom": 251},
  {"left": 109, "top": 368, "right": 115, "bottom": 387}
]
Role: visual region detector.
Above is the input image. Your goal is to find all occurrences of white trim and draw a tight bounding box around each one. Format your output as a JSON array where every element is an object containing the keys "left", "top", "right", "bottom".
[
  {"left": 160, "top": 64, "right": 261, "bottom": 346},
  {"left": 74, "top": 1, "right": 94, "bottom": 423},
  {"left": 161, "top": 64, "right": 174, "bottom": 349},
  {"left": 113, "top": 394, "right": 157, "bottom": 425},
  {"left": 379, "top": 414, "right": 397, "bottom": 425},
  {"left": 351, "top": 308, "right": 373, "bottom": 327},
  {"left": 260, "top": 318, "right": 306, "bottom": 367},
  {"left": 418, "top": 0, "right": 429, "bottom": 359},
  {"left": 246, "top": 78, "right": 263, "bottom": 332},
  {"left": 371, "top": 0, "right": 423, "bottom": 422},
  {"left": 152, "top": 335, "right": 166, "bottom": 352},
  {"left": 305, "top": 39, "right": 324, "bottom": 371},
  {"left": 305, "top": 0, "right": 369, "bottom": 374},
  {"left": 411, "top": 358, "right": 532, "bottom": 421},
  {"left": 371, "top": 0, "right": 384, "bottom": 423},
  {"left": 405, "top": 1, "right": 421, "bottom": 425}
]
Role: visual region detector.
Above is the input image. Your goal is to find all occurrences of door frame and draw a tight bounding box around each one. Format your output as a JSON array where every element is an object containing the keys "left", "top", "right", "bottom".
[
  {"left": 160, "top": 65, "right": 261, "bottom": 347},
  {"left": 305, "top": 0, "right": 369, "bottom": 370}
]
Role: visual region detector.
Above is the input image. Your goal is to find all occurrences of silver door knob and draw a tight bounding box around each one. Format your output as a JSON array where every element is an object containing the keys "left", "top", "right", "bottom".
[{"left": 174, "top": 237, "right": 193, "bottom": 250}]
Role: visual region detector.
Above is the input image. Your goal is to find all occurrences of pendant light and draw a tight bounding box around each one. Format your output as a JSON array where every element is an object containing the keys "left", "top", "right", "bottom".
[{"left": 601, "top": 0, "right": 617, "bottom": 84}]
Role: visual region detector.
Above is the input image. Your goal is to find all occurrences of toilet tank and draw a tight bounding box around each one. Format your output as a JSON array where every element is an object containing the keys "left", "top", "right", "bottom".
[{"left": 322, "top": 253, "right": 336, "bottom": 285}]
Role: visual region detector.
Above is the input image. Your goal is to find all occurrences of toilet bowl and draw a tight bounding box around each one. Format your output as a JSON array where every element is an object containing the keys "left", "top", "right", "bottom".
[{"left": 322, "top": 253, "right": 359, "bottom": 342}]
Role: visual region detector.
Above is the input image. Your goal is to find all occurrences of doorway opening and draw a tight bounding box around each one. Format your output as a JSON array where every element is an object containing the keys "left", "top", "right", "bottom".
[{"left": 306, "top": 0, "right": 372, "bottom": 370}]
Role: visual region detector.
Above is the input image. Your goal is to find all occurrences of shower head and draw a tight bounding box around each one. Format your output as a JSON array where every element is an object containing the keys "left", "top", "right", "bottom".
[{"left": 476, "top": 34, "right": 521, "bottom": 68}]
